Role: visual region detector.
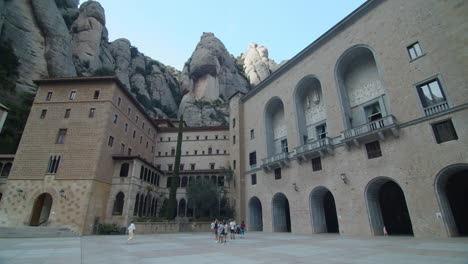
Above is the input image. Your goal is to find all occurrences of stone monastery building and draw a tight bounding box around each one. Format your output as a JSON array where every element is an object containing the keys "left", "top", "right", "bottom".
[{"left": 0, "top": 0, "right": 467, "bottom": 237}]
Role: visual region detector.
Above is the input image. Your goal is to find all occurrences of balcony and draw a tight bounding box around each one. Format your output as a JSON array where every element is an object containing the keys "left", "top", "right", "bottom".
[
  {"left": 262, "top": 152, "right": 290, "bottom": 171},
  {"left": 424, "top": 101, "right": 449, "bottom": 116},
  {"left": 342, "top": 115, "right": 399, "bottom": 149},
  {"left": 294, "top": 137, "right": 334, "bottom": 162}
]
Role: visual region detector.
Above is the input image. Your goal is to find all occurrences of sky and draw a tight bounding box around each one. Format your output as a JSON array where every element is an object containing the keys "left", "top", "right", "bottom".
[{"left": 80, "top": 0, "right": 367, "bottom": 70}]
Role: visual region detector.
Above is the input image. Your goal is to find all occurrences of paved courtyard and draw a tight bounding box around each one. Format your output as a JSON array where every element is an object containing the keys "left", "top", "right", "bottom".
[{"left": 1, "top": 232, "right": 467, "bottom": 264}]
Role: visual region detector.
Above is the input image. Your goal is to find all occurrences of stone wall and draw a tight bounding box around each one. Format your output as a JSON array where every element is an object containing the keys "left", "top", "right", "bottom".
[{"left": 135, "top": 221, "right": 211, "bottom": 234}]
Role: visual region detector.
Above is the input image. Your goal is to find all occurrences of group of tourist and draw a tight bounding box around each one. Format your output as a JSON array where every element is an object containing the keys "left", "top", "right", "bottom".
[{"left": 211, "top": 219, "right": 245, "bottom": 244}]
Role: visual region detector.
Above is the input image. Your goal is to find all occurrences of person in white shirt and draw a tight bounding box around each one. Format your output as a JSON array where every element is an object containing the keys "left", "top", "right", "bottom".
[
  {"left": 229, "top": 220, "right": 236, "bottom": 240},
  {"left": 127, "top": 221, "right": 136, "bottom": 243}
]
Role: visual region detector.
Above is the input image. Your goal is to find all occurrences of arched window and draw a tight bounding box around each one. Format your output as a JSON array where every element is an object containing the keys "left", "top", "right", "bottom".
[
  {"left": 178, "top": 199, "right": 186, "bottom": 217},
  {"left": 133, "top": 194, "right": 140, "bottom": 216},
  {"left": 264, "top": 98, "right": 287, "bottom": 157},
  {"left": 1, "top": 163, "right": 12, "bottom": 177},
  {"left": 181, "top": 176, "right": 188, "bottom": 187},
  {"left": 113, "top": 192, "right": 125, "bottom": 215},
  {"left": 140, "top": 165, "right": 144, "bottom": 179},
  {"left": 119, "top": 163, "right": 129, "bottom": 177}
]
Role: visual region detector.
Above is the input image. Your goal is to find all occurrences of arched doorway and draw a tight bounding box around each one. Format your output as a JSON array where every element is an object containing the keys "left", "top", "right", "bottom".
[
  {"left": 366, "top": 177, "right": 413, "bottom": 236},
  {"left": 248, "top": 196, "right": 263, "bottom": 231},
  {"left": 435, "top": 164, "right": 468, "bottom": 236},
  {"left": 30, "top": 193, "right": 53, "bottom": 226},
  {"left": 310, "top": 187, "right": 339, "bottom": 233},
  {"left": 272, "top": 193, "right": 291, "bottom": 232},
  {"left": 178, "top": 199, "right": 186, "bottom": 217}
]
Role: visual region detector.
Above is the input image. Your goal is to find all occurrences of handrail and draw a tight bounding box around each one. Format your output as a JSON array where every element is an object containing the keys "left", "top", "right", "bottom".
[{"left": 343, "top": 115, "right": 396, "bottom": 139}]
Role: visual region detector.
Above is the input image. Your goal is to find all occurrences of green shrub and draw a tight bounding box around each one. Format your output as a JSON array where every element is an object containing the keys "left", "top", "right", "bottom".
[{"left": 98, "top": 223, "right": 119, "bottom": 234}]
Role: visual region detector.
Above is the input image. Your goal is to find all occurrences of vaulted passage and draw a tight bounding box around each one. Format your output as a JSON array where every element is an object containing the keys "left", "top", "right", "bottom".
[
  {"left": 272, "top": 193, "right": 291, "bottom": 232},
  {"left": 435, "top": 164, "right": 468, "bottom": 236},
  {"left": 30, "top": 193, "right": 53, "bottom": 226},
  {"left": 248, "top": 196, "right": 263, "bottom": 231},
  {"left": 310, "top": 187, "right": 339, "bottom": 233},
  {"left": 366, "top": 177, "right": 413, "bottom": 236},
  {"left": 379, "top": 181, "right": 413, "bottom": 235}
]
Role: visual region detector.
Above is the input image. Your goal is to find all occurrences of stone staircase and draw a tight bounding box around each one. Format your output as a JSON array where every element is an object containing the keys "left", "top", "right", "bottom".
[{"left": 0, "top": 226, "right": 79, "bottom": 238}]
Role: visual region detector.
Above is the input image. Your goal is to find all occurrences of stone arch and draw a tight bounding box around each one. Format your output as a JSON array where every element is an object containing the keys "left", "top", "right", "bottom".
[
  {"left": 309, "top": 186, "right": 339, "bottom": 233},
  {"left": 133, "top": 193, "right": 140, "bottom": 216},
  {"left": 272, "top": 192, "right": 291, "bottom": 232},
  {"left": 248, "top": 196, "right": 263, "bottom": 231},
  {"left": 365, "top": 176, "right": 413, "bottom": 236},
  {"left": 30, "top": 193, "right": 53, "bottom": 226},
  {"left": 264, "top": 97, "right": 288, "bottom": 156},
  {"left": 112, "top": 192, "right": 125, "bottom": 215},
  {"left": 138, "top": 193, "right": 145, "bottom": 217},
  {"left": 294, "top": 75, "right": 327, "bottom": 145},
  {"left": 434, "top": 163, "right": 468, "bottom": 237},
  {"left": 335, "top": 45, "right": 389, "bottom": 129}
]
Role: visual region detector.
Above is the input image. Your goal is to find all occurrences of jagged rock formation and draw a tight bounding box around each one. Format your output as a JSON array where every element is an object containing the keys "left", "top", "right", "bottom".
[
  {"left": 0, "top": 0, "right": 180, "bottom": 118},
  {"left": 241, "top": 42, "right": 286, "bottom": 86},
  {"left": 179, "top": 32, "right": 249, "bottom": 126}
]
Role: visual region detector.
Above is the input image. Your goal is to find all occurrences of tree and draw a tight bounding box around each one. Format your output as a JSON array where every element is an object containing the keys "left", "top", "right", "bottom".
[
  {"left": 186, "top": 179, "right": 220, "bottom": 218},
  {"left": 166, "top": 114, "right": 183, "bottom": 219}
]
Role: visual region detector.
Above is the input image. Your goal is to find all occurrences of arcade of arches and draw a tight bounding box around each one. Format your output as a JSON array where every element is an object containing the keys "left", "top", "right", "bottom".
[{"left": 248, "top": 166, "right": 468, "bottom": 237}]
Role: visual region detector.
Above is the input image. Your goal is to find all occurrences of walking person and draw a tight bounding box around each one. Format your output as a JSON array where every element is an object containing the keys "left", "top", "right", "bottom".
[
  {"left": 229, "top": 219, "right": 236, "bottom": 240},
  {"left": 240, "top": 220, "right": 246, "bottom": 237},
  {"left": 127, "top": 221, "right": 136, "bottom": 244},
  {"left": 223, "top": 221, "right": 229, "bottom": 245},
  {"left": 217, "top": 221, "right": 224, "bottom": 244},
  {"left": 213, "top": 220, "right": 219, "bottom": 242}
]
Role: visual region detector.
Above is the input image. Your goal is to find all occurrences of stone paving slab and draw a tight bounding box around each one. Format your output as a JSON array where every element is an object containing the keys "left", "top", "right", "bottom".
[{"left": 0, "top": 232, "right": 467, "bottom": 264}]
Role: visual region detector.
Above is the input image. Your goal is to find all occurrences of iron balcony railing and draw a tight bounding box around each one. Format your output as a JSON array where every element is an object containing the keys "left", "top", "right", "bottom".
[
  {"left": 424, "top": 101, "right": 449, "bottom": 116},
  {"left": 295, "top": 137, "right": 331, "bottom": 155},
  {"left": 343, "top": 115, "right": 397, "bottom": 139},
  {"left": 262, "top": 151, "right": 290, "bottom": 170}
]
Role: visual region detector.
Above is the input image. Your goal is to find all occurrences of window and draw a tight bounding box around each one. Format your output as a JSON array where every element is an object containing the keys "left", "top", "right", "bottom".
[
  {"left": 133, "top": 130, "right": 136, "bottom": 139},
  {"left": 190, "top": 164, "right": 195, "bottom": 170},
  {"left": 156, "top": 164, "right": 161, "bottom": 170},
  {"left": 274, "top": 168, "right": 281, "bottom": 180},
  {"left": 171, "top": 148, "right": 175, "bottom": 156},
  {"left": 215, "top": 135, "right": 218, "bottom": 140},
  {"left": 120, "top": 143, "right": 125, "bottom": 154},
  {"left": 142, "top": 122, "right": 145, "bottom": 129},
  {"left": 180, "top": 164, "right": 184, "bottom": 171},
  {"left": 251, "top": 174, "right": 257, "bottom": 185},
  {"left": 365, "top": 141, "right": 382, "bottom": 159},
  {"left": 218, "top": 176, "right": 225, "bottom": 187},
  {"left": 210, "top": 163, "right": 215, "bottom": 170},
  {"left": 46, "top": 92, "right": 53, "bottom": 101},
  {"left": 202, "top": 151, "right": 205, "bottom": 155},
  {"left": 135, "top": 115, "right": 139, "bottom": 123},
  {"left": 232, "top": 118, "right": 236, "bottom": 128},
  {"left": 233, "top": 135, "right": 236, "bottom": 144},
  {"left": 108, "top": 136, "right": 114, "bottom": 147},
  {"left": 124, "top": 123, "right": 128, "bottom": 132},
  {"left": 127, "top": 148, "right": 132, "bottom": 155},
  {"left": 117, "top": 97, "right": 121, "bottom": 106},
  {"left": 364, "top": 103, "right": 382, "bottom": 123},
  {"left": 233, "top": 160, "right": 236, "bottom": 170},
  {"left": 186, "top": 136, "right": 189, "bottom": 140},
  {"left": 249, "top": 151, "right": 257, "bottom": 167},
  {"left": 40, "top": 109, "right": 47, "bottom": 119},
  {"left": 168, "top": 137, "right": 171, "bottom": 141},
  {"left": 194, "top": 150, "right": 198, "bottom": 155},
  {"left": 160, "top": 137, "right": 163, "bottom": 142},
  {"left": 146, "top": 141, "right": 148, "bottom": 149},
  {"left": 168, "top": 164, "right": 173, "bottom": 171},
  {"left": 63, "top": 109, "right": 71, "bottom": 118},
  {"left": 250, "top": 129, "right": 255, "bottom": 139},
  {"left": 416, "top": 78, "right": 448, "bottom": 115},
  {"left": 432, "top": 119, "right": 458, "bottom": 144},
  {"left": 223, "top": 150, "right": 226, "bottom": 154},
  {"left": 165, "top": 152, "right": 168, "bottom": 156},
  {"left": 127, "top": 107, "right": 131, "bottom": 115},
  {"left": 223, "top": 135, "right": 227, "bottom": 139},
  {"left": 56, "top": 129, "right": 67, "bottom": 144},
  {"left": 196, "top": 136, "right": 199, "bottom": 140},
  {"left": 112, "top": 192, "right": 125, "bottom": 215},
  {"left": 46, "top": 155, "right": 61, "bottom": 174},
  {"left": 312, "top": 157, "right": 322, "bottom": 171},
  {"left": 208, "top": 147, "right": 212, "bottom": 154},
  {"left": 407, "top": 42, "right": 423, "bottom": 60},
  {"left": 120, "top": 163, "right": 129, "bottom": 177},
  {"left": 140, "top": 136, "right": 142, "bottom": 144},
  {"left": 316, "top": 124, "right": 327, "bottom": 139},
  {"left": 205, "top": 136, "right": 208, "bottom": 140},
  {"left": 113, "top": 114, "right": 118, "bottom": 124},
  {"left": 89, "top": 108, "right": 95, "bottom": 118},
  {"left": 93, "top": 90, "right": 100, "bottom": 99},
  {"left": 216, "top": 149, "right": 219, "bottom": 154},
  {"left": 158, "top": 151, "right": 161, "bottom": 156},
  {"left": 69, "top": 91, "right": 76, "bottom": 100},
  {"left": 281, "top": 139, "right": 288, "bottom": 153}
]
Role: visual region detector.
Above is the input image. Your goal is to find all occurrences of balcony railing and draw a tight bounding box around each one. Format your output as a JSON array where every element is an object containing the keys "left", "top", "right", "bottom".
[
  {"left": 262, "top": 151, "right": 290, "bottom": 171},
  {"left": 295, "top": 137, "right": 333, "bottom": 161},
  {"left": 424, "top": 101, "right": 449, "bottom": 116},
  {"left": 342, "top": 115, "right": 399, "bottom": 149}
]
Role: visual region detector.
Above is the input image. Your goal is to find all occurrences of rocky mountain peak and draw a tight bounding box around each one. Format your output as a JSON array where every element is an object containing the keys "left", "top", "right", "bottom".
[{"left": 241, "top": 42, "right": 286, "bottom": 86}]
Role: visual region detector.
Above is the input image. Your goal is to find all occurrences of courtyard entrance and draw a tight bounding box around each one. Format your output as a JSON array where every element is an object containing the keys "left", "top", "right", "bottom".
[
  {"left": 248, "top": 196, "right": 263, "bottom": 231},
  {"left": 435, "top": 164, "right": 468, "bottom": 236},
  {"left": 366, "top": 177, "right": 413, "bottom": 236},
  {"left": 310, "top": 187, "right": 339, "bottom": 233},
  {"left": 30, "top": 193, "right": 53, "bottom": 226},
  {"left": 272, "top": 193, "right": 291, "bottom": 232}
]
